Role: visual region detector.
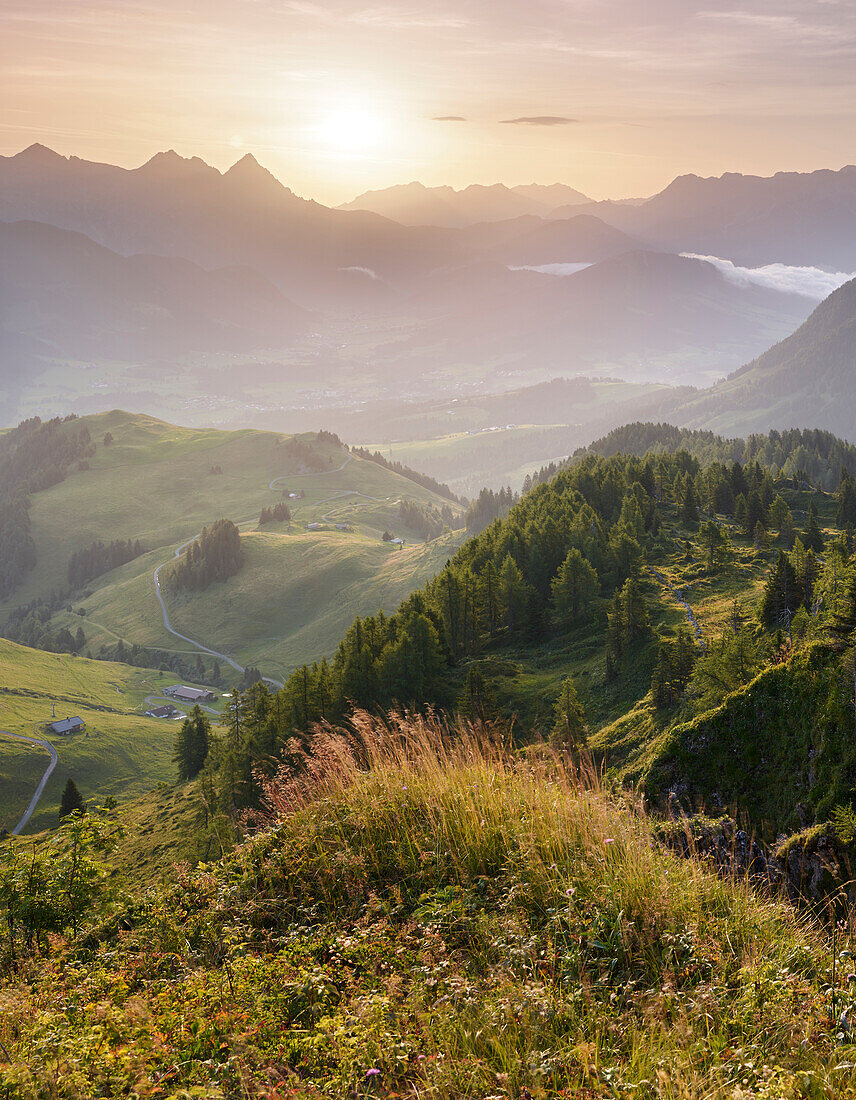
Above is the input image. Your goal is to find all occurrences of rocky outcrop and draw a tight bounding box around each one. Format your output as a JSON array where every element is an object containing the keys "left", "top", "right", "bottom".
[{"left": 658, "top": 814, "right": 856, "bottom": 911}]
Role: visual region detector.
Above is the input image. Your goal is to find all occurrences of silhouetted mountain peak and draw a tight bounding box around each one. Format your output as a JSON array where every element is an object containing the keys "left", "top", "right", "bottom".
[
  {"left": 12, "top": 143, "right": 65, "bottom": 165},
  {"left": 138, "top": 150, "right": 216, "bottom": 178},
  {"left": 223, "top": 153, "right": 293, "bottom": 197}
]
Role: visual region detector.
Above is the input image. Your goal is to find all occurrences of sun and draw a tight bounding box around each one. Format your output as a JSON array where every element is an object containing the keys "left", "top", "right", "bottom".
[{"left": 316, "top": 107, "right": 385, "bottom": 154}]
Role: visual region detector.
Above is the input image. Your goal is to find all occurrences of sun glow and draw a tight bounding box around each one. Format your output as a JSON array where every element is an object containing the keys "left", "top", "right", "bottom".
[{"left": 316, "top": 107, "right": 386, "bottom": 154}]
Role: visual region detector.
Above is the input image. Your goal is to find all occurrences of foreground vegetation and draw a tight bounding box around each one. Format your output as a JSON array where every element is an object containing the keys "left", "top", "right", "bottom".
[{"left": 4, "top": 712, "right": 856, "bottom": 1099}]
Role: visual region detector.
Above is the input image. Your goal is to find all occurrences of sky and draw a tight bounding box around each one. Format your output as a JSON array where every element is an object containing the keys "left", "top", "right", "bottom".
[{"left": 3, "top": 0, "right": 856, "bottom": 205}]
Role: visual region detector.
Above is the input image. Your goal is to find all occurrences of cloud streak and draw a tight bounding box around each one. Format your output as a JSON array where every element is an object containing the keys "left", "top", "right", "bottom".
[
  {"left": 682, "top": 253, "right": 856, "bottom": 299},
  {"left": 508, "top": 263, "right": 593, "bottom": 276},
  {"left": 499, "top": 116, "right": 577, "bottom": 126}
]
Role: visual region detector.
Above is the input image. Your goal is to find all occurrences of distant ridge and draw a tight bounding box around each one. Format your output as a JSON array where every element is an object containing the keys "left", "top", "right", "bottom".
[{"left": 339, "top": 180, "right": 590, "bottom": 226}]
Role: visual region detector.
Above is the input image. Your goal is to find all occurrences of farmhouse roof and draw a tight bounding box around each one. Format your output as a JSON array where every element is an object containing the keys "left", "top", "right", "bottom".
[{"left": 50, "top": 716, "right": 83, "bottom": 735}]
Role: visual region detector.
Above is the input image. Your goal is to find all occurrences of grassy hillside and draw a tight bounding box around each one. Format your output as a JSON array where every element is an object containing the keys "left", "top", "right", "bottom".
[
  {"left": 0, "top": 639, "right": 207, "bottom": 834},
  {"left": 2, "top": 714, "right": 853, "bottom": 1098},
  {"left": 2, "top": 410, "right": 464, "bottom": 681},
  {"left": 72, "top": 528, "right": 461, "bottom": 674}
]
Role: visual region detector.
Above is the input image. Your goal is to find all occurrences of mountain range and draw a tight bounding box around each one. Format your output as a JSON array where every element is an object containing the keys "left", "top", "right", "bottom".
[
  {"left": 3, "top": 143, "right": 856, "bottom": 448},
  {"left": 338, "top": 180, "right": 590, "bottom": 226},
  {"left": 406, "top": 249, "right": 814, "bottom": 382},
  {"left": 573, "top": 165, "right": 856, "bottom": 268}
]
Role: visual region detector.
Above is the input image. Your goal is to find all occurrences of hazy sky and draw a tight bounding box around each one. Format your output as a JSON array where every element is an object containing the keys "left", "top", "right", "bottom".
[{"left": 3, "top": 0, "right": 856, "bottom": 204}]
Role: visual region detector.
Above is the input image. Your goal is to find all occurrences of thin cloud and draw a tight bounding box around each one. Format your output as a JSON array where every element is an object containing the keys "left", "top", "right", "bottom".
[
  {"left": 508, "top": 263, "right": 593, "bottom": 276},
  {"left": 682, "top": 253, "right": 855, "bottom": 299},
  {"left": 500, "top": 115, "right": 577, "bottom": 126},
  {"left": 338, "top": 265, "right": 381, "bottom": 280},
  {"left": 431, "top": 115, "right": 467, "bottom": 122}
]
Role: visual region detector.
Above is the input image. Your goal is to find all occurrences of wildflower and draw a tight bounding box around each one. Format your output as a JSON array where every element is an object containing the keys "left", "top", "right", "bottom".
[
  {"left": 366, "top": 1068, "right": 381, "bottom": 1077},
  {"left": 604, "top": 837, "right": 615, "bottom": 845}
]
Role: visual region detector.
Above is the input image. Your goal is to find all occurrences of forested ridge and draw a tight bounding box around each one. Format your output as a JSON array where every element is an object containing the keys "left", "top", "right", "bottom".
[
  {"left": 524, "top": 423, "right": 856, "bottom": 494},
  {"left": 164, "top": 422, "right": 856, "bottom": 853}
]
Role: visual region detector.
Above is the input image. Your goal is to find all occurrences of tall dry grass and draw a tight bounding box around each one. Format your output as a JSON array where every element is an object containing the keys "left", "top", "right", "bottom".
[{"left": 249, "top": 709, "right": 815, "bottom": 974}]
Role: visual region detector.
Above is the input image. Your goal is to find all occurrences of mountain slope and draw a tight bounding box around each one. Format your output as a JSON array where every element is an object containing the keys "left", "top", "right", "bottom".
[
  {"left": 0, "top": 218, "right": 309, "bottom": 361},
  {"left": 492, "top": 213, "right": 642, "bottom": 266},
  {"left": 2, "top": 718, "right": 845, "bottom": 1096},
  {"left": 674, "top": 276, "right": 856, "bottom": 436},
  {"left": 0, "top": 411, "right": 464, "bottom": 683},
  {"left": 0, "top": 639, "right": 185, "bottom": 833}
]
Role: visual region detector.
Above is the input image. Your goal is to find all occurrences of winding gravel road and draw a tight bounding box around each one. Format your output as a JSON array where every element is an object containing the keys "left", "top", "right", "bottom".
[
  {"left": 2, "top": 731, "right": 58, "bottom": 835},
  {"left": 152, "top": 450, "right": 390, "bottom": 694}
]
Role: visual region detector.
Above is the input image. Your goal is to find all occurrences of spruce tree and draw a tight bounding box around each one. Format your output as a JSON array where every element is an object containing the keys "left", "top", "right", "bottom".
[
  {"left": 59, "top": 778, "right": 86, "bottom": 821},
  {"left": 698, "top": 520, "right": 729, "bottom": 572},
  {"left": 682, "top": 478, "right": 700, "bottom": 524},
  {"left": 620, "top": 576, "right": 649, "bottom": 646},
  {"left": 803, "top": 502, "right": 825, "bottom": 553},
  {"left": 551, "top": 548, "right": 599, "bottom": 622},
  {"left": 175, "top": 706, "right": 213, "bottom": 781},
  {"left": 498, "top": 554, "right": 527, "bottom": 633},
  {"left": 551, "top": 677, "right": 587, "bottom": 752},
  {"left": 759, "top": 551, "right": 802, "bottom": 631}
]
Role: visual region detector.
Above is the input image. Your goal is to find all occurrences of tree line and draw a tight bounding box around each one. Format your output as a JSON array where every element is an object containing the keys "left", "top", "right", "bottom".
[
  {"left": 67, "top": 539, "right": 144, "bottom": 589},
  {"left": 349, "top": 446, "right": 460, "bottom": 502},
  {"left": 465, "top": 487, "right": 517, "bottom": 535},
  {"left": 0, "top": 416, "right": 94, "bottom": 598},
  {"left": 524, "top": 423, "right": 856, "bottom": 496}
]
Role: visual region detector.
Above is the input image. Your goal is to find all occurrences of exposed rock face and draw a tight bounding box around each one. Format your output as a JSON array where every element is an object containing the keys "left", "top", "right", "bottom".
[
  {"left": 658, "top": 814, "right": 856, "bottom": 910},
  {"left": 770, "top": 825, "right": 855, "bottom": 907}
]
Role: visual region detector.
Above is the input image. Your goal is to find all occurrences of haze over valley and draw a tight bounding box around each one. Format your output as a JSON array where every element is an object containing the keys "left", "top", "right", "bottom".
[{"left": 5, "top": 144, "right": 856, "bottom": 493}]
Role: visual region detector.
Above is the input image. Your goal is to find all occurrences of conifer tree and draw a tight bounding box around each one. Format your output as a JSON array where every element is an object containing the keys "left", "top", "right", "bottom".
[
  {"left": 698, "top": 520, "right": 730, "bottom": 572},
  {"left": 803, "top": 502, "right": 825, "bottom": 553},
  {"left": 620, "top": 575, "right": 649, "bottom": 646},
  {"left": 174, "top": 705, "right": 211, "bottom": 781},
  {"left": 682, "top": 477, "right": 700, "bottom": 524},
  {"left": 837, "top": 469, "right": 856, "bottom": 526},
  {"left": 59, "top": 778, "right": 86, "bottom": 821},
  {"left": 551, "top": 676, "right": 587, "bottom": 752},
  {"left": 734, "top": 494, "right": 748, "bottom": 533},
  {"left": 759, "top": 551, "right": 802, "bottom": 631},
  {"left": 745, "top": 490, "right": 767, "bottom": 538},
  {"left": 498, "top": 554, "right": 527, "bottom": 633},
  {"left": 551, "top": 548, "right": 599, "bottom": 623}
]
